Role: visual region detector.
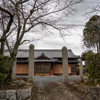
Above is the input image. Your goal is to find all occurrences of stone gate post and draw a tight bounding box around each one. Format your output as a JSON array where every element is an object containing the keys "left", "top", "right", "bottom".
[
  {"left": 79, "top": 58, "right": 83, "bottom": 81},
  {"left": 28, "top": 44, "right": 34, "bottom": 82},
  {"left": 62, "top": 46, "right": 69, "bottom": 82}
]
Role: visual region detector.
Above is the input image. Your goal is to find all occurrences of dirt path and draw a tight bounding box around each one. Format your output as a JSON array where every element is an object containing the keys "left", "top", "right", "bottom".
[{"left": 31, "top": 82, "right": 88, "bottom": 100}]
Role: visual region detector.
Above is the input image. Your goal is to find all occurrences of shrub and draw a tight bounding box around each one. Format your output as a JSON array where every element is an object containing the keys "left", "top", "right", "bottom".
[
  {"left": 76, "top": 67, "right": 79, "bottom": 75},
  {"left": 0, "top": 54, "right": 9, "bottom": 85},
  {"left": 86, "top": 53, "right": 100, "bottom": 83}
]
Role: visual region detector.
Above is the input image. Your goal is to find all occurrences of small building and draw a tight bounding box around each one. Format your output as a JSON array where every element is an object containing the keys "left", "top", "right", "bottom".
[{"left": 4, "top": 49, "right": 79, "bottom": 76}]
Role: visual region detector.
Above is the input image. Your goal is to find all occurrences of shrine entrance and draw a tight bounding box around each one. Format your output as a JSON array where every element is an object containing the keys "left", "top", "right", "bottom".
[{"left": 35, "top": 63, "right": 51, "bottom": 76}]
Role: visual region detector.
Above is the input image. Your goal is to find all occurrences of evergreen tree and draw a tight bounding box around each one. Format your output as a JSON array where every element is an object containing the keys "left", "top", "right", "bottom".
[{"left": 83, "top": 15, "right": 100, "bottom": 53}]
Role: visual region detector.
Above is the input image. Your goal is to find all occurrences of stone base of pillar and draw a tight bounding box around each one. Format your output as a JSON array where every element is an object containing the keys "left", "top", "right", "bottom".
[{"left": 63, "top": 76, "right": 68, "bottom": 83}]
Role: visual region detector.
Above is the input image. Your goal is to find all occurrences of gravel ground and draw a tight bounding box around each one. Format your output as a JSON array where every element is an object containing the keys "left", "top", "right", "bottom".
[
  {"left": 32, "top": 82, "right": 89, "bottom": 100},
  {"left": 33, "top": 75, "right": 87, "bottom": 83}
]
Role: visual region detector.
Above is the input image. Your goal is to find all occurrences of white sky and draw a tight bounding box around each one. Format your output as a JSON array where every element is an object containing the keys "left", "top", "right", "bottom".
[{"left": 19, "top": 0, "right": 100, "bottom": 56}]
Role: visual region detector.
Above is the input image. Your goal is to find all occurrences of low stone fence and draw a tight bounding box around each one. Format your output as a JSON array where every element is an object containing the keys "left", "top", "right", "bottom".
[
  {"left": 72, "top": 84, "right": 100, "bottom": 100},
  {"left": 0, "top": 88, "right": 31, "bottom": 100}
]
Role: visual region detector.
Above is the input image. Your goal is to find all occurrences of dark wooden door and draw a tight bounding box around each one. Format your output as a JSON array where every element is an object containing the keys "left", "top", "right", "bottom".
[
  {"left": 71, "top": 64, "right": 76, "bottom": 75},
  {"left": 35, "top": 63, "right": 50, "bottom": 76}
]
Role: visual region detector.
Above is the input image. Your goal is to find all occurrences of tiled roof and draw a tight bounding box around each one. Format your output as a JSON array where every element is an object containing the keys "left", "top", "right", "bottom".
[{"left": 4, "top": 49, "right": 80, "bottom": 58}]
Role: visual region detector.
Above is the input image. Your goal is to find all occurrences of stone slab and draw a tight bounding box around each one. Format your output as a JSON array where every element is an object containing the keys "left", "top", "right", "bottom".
[
  {"left": 6, "top": 90, "right": 16, "bottom": 100},
  {"left": 90, "top": 87, "right": 100, "bottom": 95},
  {"left": 9, "top": 94, "right": 16, "bottom": 100},
  {"left": 0, "top": 90, "right": 6, "bottom": 99},
  {"left": 17, "top": 88, "right": 31, "bottom": 100}
]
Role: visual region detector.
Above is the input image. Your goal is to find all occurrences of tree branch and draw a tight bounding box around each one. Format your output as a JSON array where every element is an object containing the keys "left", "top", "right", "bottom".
[
  {"left": 20, "top": 40, "right": 30, "bottom": 45},
  {"left": 25, "top": 0, "right": 38, "bottom": 21},
  {"left": 0, "top": 6, "right": 13, "bottom": 16},
  {"left": 6, "top": 39, "right": 11, "bottom": 55},
  {"left": 6, "top": 27, "right": 17, "bottom": 38}
]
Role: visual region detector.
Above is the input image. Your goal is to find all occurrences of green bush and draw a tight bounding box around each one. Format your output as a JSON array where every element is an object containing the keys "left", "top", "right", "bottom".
[
  {"left": 77, "top": 67, "right": 86, "bottom": 75},
  {"left": 0, "top": 54, "right": 9, "bottom": 84},
  {"left": 86, "top": 53, "right": 100, "bottom": 83},
  {"left": 76, "top": 67, "right": 79, "bottom": 75}
]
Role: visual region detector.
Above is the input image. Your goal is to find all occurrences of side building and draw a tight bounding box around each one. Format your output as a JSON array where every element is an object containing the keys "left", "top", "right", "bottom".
[{"left": 4, "top": 49, "right": 80, "bottom": 76}]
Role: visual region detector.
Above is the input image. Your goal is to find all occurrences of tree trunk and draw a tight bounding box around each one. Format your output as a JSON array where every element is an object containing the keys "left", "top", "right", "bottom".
[
  {"left": 0, "top": 34, "right": 6, "bottom": 55},
  {"left": 0, "top": 41, "right": 4, "bottom": 55},
  {"left": 98, "top": 43, "right": 100, "bottom": 53},
  {"left": 5, "top": 54, "right": 16, "bottom": 82},
  {"left": 5, "top": 38, "right": 20, "bottom": 81},
  {"left": 96, "top": 43, "right": 99, "bottom": 53}
]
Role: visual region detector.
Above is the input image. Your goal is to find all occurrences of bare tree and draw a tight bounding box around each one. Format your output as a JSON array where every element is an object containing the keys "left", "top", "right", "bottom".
[
  {"left": 84, "top": 2, "right": 100, "bottom": 18},
  {"left": 0, "top": 0, "right": 83, "bottom": 81},
  {"left": 0, "top": 0, "right": 14, "bottom": 54}
]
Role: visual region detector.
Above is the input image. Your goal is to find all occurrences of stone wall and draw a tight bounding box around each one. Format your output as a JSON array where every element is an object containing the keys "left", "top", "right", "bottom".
[
  {"left": 72, "top": 84, "right": 100, "bottom": 100},
  {"left": 0, "top": 88, "right": 31, "bottom": 100}
]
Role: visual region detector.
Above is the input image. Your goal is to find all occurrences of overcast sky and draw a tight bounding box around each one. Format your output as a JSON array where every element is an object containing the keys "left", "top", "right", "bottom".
[{"left": 19, "top": 0, "right": 100, "bottom": 56}]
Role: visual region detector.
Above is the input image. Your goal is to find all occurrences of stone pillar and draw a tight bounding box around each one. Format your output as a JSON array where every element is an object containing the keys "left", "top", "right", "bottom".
[
  {"left": 28, "top": 44, "right": 34, "bottom": 82},
  {"left": 62, "top": 46, "right": 69, "bottom": 82},
  {"left": 79, "top": 58, "right": 83, "bottom": 81},
  {"left": 85, "top": 61, "right": 88, "bottom": 68},
  {"left": 12, "top": 58, "right": 17, "bottom": 80}
]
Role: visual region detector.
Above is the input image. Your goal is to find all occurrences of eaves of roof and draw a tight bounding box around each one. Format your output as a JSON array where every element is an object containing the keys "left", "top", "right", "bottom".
[
  {"left": 17, "top": 59, "right": 78, "bottom": 63},
  {"left": 4, "top": 49, "right": 80, "bottom": 59}
]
